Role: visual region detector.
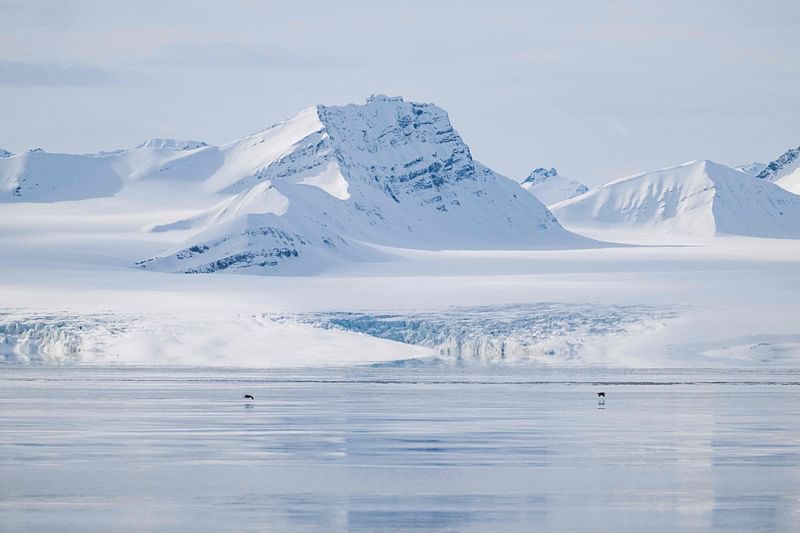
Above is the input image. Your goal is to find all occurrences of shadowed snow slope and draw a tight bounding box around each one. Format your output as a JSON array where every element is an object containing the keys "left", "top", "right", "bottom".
[
  {"left": 551, "top": 160, "right": 800, "bottom": 239},
  {"left": 757, "top": 145, "right": 800, "bottom": 194},
  {"left": 521, "top": 167, "right": 589, "bottom": 206}
]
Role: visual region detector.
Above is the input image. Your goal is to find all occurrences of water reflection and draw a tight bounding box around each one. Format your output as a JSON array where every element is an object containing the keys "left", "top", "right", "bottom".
[{"left": 0, "top": 366, "right": 798, "bottom": 531}]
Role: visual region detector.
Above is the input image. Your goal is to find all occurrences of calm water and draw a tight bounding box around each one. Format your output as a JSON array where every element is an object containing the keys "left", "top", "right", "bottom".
[{"left": 1, "top": 365, "right": 799, "bottom": 532}]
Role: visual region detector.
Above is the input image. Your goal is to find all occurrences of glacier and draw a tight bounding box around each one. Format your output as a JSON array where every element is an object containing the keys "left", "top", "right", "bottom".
[
  {"left": 0, "top": 304, "right": 680, "bottom": 365},
  {"left": 1, "top": 95, "right": 800, "bottom": 372},
  {"left": 288, "top": 303, "right": 681, "bottom": 363}
]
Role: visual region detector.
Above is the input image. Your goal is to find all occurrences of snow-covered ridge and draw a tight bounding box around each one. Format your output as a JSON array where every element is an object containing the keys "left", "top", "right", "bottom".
[
  {"left": 522, "top": 167, "right": 559, "bottom": 185},
  {"left": 0, "top": 148, "right": 12, "bottom": 158},
  {"left": 0, "top": 94, "right": 594, "bottom": 274},
  {"left": 136, "top": 138, "right": 209, "bottom": 151},
  {"left": 0, "top": 140, "right": 224, "bottom": 201},
  {"left": 735, "top": 161, "right": 767, "bottom": 176},
  {"left": 757, "top": 145, "right": 800, "bottom": 194},
  {"left": 757, "top": 146, "right": 799, "bottom": 180},
  {"left": 552, "top": 160, "right": 800, "bottom": 239},
  {"left": 521, "top": 167, "right": 589, "bottom": 206}
]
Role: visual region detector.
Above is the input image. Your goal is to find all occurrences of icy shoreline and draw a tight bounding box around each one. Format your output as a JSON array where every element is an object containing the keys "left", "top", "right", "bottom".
[
  {"left": 0, "top": 303, "right": 680, "bottom": 366},
  {"left": 292, "top": 303, "right": 680, "bottom": 363}
]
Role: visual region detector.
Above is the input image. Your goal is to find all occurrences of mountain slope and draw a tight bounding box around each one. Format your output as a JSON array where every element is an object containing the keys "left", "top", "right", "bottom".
[
  {"left": 139, "top": 96, "right": 594, "bottom": 274},
  {"left": 520, "top": 167, "right": 589, "bottom": 206},
  {"left": 757, "top": 145, "right": 800, "bottom": 194},
  {"left": 735, "top": 161, "right": 767, "bottom": 176},
  {"left": 0, "top": 95, "right": 594, "bottom": 274},
  {"left": 0, "top": 141, "right": 221, "bottom": 202},
  {"left": 551, "top": 160, "right": 800, "bottom": 239}
]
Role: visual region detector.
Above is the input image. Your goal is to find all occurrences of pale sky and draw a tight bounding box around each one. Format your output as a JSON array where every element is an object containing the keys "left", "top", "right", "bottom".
[{"left": 1, "top": 0, "right": 798, "bottom": 184}]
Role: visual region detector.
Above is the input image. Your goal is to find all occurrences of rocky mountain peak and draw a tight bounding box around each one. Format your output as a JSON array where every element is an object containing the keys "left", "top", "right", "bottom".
[
  {"left": 136, "top": 138, "right": 209, "bottom": 151},
  {"left": 522, "top": 167, "right": 559, "bottom": 185},
  {"left": 757, "top": 146, "right": 800, "bottom": 181}
]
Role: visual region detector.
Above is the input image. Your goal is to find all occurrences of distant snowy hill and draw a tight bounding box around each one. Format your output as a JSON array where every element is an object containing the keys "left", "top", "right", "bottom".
[
  {"left": 0, "top": 141, "right": 221, "bottom": 202},
  {"left": 0, "top": 95, "right": 593, "bottom": 274},
  {"left": 551, "top": 160, "right": 800, "bottom": 239},
  {"left": 520, "top": 167, "right": 589, "bottom": 206},
  {"left": 0, "top": 149, "right": 12, "bottom": 158},
  {"left": 136, "top": 138, "right": 209, "bottom": 151},
  {"left": 735, "top": 161, "right": 767, "bottom": 176},
  {"left": 756, "top": 145, "right": 800, "bottom": 194}
]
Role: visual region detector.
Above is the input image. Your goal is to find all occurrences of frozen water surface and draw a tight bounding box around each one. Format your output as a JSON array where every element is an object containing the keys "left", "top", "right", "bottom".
[{"left": 1, "top": 365, "right": 799, "bottom": 532}]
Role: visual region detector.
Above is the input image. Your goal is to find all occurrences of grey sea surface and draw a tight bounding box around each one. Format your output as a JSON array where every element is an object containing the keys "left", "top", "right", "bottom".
[{"left": 1, "top": 365, "right": 799, "bottom": 532}]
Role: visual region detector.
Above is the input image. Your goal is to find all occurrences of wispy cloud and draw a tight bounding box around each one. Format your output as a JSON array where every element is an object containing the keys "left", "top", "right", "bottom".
[
  {"left": 0, "top": 59, "right": 123, "bottom": 86},
  {"left": 148, "top": 41, "right": 330, "bottom": 69},
  {"left": 584, "top": 23, "right": 706, "bottom": 43}
]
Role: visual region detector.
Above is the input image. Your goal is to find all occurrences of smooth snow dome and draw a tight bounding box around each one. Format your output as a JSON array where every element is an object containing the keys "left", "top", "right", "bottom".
[
  {"left": 521, "top": 167, "right": 589, "bottom": 206},
  {"left": 0, "top": 150, "right": 124, "bottom": 202},
  {"left": 757, "top": 145, "right": 800, "bottom": 195},
  {"left": 551, "top": 160, "right": 800, "bottom": 239},
  {"left": 0, "top": 141, "right": 223, "bottom": 201}
]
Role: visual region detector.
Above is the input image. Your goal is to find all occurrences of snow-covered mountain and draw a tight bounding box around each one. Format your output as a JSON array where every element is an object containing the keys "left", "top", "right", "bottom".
[
  {"left": 0, "top": 149, "right": 12, "bottom": 158},
  {"left": 756, "top": 145, "right": 800, "bottom": 194},
  {"left": 735, "top": 161, "right": 767, "bottom": 176},
  {"left": 551, "top": 160, "right": 800, "bottom": 239},
  {"left": 139, "top": 96, "right": 593, "bottom": 273},
  {"left": 136, "top": 138, "right": 209, "bottom": 151},
  {"left": 520, "top": 167, "right": 589, "bottom": 206},
  {"left": 0, "top": 141, "right": 221, "bottom": 202},
  {"left": 0, "top": 95, "right": 593, "bottom": 274}
]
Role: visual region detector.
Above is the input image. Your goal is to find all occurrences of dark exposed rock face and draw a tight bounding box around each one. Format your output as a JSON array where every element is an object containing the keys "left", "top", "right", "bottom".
[
  {"left": 757, "top": 146, "right": 799, "bottom": 181},
  {"left": 522, "top": 167, "right": 559, "bottom": 186}
]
